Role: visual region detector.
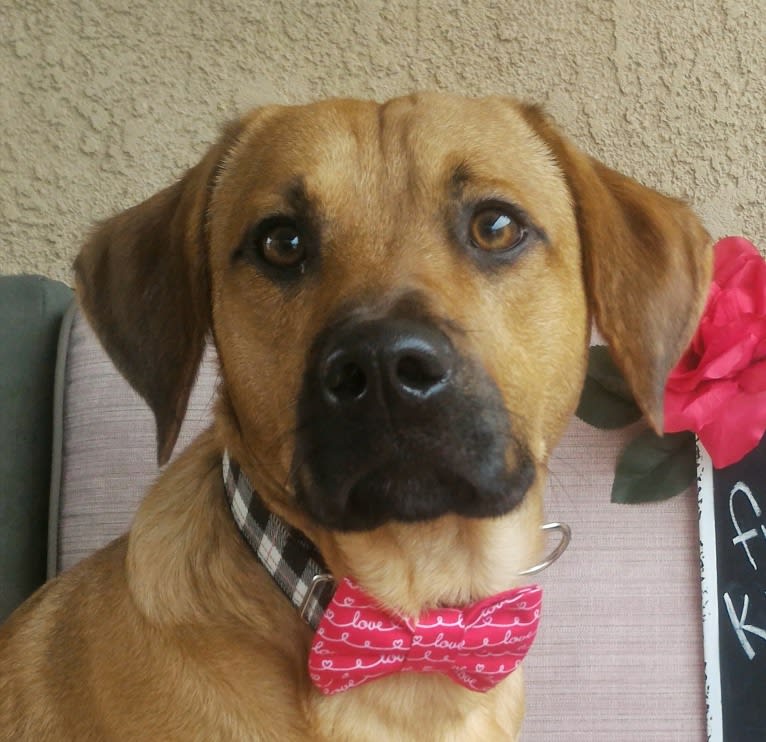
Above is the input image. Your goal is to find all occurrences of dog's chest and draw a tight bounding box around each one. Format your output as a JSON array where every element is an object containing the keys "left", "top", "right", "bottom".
[{"left": 304, "top": 670, "right": 524, "bottom": 741}]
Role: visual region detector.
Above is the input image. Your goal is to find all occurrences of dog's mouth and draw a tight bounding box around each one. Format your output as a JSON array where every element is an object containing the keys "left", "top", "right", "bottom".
[
  {"left": 292, "top": 305, "right": 536, "bottom": 532},
  {"left": 306, "top": 454, "right": 535, "bottom": 531},
  {"left": 294, "top": 432, "right": 536, "bottom": 532}
]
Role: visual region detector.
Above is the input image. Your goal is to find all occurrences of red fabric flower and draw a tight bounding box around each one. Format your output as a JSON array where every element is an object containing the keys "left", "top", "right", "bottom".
[{"left": 664, "top": 237, "right": 766, "bottom": 468}]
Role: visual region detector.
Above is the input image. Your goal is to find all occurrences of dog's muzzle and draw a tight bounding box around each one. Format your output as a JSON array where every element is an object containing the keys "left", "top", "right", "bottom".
[{"left": 294, "top": 312, "right": 535, "bottom": 531}]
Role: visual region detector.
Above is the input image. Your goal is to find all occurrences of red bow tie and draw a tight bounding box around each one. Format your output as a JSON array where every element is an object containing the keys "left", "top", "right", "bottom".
[{"left": 308, "top": 578, "right": 542, "bottom": 695}]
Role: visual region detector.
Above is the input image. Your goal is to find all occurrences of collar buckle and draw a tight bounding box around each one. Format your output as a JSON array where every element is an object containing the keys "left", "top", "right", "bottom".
[{"left": 300, "top": 573, "right": 335, "bottom": 623}]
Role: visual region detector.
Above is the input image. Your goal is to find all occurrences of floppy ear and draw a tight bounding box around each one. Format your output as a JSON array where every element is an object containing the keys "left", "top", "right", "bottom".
[
  {"left": 74, "top": 120, "right": 243, "bottom": 465},
  {"left": 521, "top": 105, "right": 713, "bottom": 432}
]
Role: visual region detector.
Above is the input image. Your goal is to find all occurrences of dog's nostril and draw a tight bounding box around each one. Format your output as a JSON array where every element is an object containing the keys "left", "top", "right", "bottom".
[
  {"left": 395, "top": 353, "right": 446, "bottom": 393},
  {"left": 318, "top": 320, "right": 454, "bottom": 408},
  {"left": 327, "top": 360, "right": 367, "bottom": 402}
]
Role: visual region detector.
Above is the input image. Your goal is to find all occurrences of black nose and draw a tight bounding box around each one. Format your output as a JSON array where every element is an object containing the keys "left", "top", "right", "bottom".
[{"left": 319, "top": 318, "right": 454, "bottom": 408}]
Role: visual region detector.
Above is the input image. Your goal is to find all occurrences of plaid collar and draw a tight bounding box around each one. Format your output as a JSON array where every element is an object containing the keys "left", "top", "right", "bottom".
[{"left": 222, "top": 450, "right": 335, "bottom": 629}]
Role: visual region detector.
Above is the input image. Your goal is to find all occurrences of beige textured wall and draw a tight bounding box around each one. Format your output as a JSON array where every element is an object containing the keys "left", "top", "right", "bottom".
[{"left": 2, "top": 0, "right": 764, "bottom": 284}]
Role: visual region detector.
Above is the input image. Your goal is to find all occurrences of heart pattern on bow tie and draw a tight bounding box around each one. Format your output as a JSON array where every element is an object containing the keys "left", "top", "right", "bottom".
[{"left": 309, "top": 577, "right": 542, "bottom": 695}]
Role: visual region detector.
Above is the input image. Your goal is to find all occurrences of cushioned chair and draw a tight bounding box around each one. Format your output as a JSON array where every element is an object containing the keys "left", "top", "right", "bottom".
[
  {"left": 1, "top": 275, "right": 705, "bottom": 740},
  {"left": 0, "top": 275, "right": 72, "bottom": 621}
]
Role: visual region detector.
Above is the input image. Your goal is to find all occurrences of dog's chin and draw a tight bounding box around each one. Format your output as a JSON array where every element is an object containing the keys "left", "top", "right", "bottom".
[{"left": 298, "top": 457, "right": 536, "bottom": 532}]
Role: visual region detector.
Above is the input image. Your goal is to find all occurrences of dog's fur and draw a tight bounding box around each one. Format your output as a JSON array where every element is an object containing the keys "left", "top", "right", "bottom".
[{"left": 0, "top": 93, "right": 711, "bottom": 740}]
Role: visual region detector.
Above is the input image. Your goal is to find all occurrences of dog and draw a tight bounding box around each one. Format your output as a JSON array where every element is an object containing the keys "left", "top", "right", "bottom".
[{"left": 0, "top": 93, "right": 711, "bottom": 740}]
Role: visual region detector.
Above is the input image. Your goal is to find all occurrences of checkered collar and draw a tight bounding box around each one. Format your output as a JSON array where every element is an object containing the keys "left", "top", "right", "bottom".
[{"left": 222, "top": 450, "right": 335, "bottom": 629}]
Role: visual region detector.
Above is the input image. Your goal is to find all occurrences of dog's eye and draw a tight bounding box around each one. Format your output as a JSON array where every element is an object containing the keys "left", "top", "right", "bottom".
[
  {"left": 258, "top": 222, "right": 305, "bottom": 269},
  {"left": 469, "top": 206, "right": 526, "bottom": 253}
]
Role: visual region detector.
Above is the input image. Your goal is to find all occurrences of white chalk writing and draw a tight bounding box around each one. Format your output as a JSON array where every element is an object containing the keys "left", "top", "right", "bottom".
[
  {"left": 724, "top": 592, "right": 766, "bottom": 660},
  {"left": 729, "top": 481, "right": 766, "bottom": 570}
]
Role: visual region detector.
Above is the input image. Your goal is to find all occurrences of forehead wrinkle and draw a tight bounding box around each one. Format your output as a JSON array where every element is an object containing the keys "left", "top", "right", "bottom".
[
  {"left": 286, "top": 124, "right": 396, "bottom": 281},
  {"left": 374, "top": 98, "right": 424, "bottom": 200}
]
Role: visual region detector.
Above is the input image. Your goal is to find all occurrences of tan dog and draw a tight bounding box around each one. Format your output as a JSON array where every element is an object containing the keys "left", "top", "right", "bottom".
[{"left": 0, "top": 93, "right": 711, "bottom": 741}]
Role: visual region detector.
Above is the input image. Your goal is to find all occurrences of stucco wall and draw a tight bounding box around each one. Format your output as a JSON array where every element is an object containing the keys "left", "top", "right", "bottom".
[{"left": 2, "top": 0, "right": 764, "bottom": 284}]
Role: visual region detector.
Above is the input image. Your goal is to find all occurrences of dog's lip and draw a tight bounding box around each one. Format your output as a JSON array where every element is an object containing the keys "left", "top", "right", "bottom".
[
  {"left": 298, "top": 455, "right": 420, "bottom": 521},
  {"left": 331, "top": 455, "right": 393, "bottom": 513},
  {"left": 316, "top": 453, "right": 528, "bottom": 525}
]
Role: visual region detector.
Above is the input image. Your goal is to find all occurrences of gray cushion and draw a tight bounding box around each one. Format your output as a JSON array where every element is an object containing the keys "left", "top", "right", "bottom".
[
  {"left": 524, "top": 421, "right": 703, "bottom": 740},
  {"left": 51, "top": 308, "right": 217, "bottom": 574},
  {"left": 0, "top": 274, "right": 73, "bottom": 623}
]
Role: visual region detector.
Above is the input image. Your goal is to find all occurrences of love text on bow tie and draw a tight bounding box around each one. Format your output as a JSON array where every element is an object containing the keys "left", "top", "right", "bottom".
[{"left": 308, "top": 578, "right": 542, "bottom": 695}]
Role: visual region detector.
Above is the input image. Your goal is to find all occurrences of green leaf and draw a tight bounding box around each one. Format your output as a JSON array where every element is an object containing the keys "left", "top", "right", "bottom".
[
  {"left": 586, "top": 346, "right": 635, "bottom": 401},
  {"left": 575, "top": 346, "right": 642, "bottom": 429},
  {"left": 611, "top": 430, "right": 697, "bottom": 504}
]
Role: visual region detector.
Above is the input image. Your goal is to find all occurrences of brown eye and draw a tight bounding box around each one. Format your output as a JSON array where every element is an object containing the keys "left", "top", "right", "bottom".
[
  {"left": 469, "top": 206, "right": 525, "bottom": 252},
  {"left": 259, "top": 223, "right": 305, "bottom": 268}
]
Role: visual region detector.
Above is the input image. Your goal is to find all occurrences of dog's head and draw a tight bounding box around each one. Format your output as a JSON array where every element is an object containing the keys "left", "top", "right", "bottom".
[{"left": 75, "top": 93, "right": 711, "bottom": 577}]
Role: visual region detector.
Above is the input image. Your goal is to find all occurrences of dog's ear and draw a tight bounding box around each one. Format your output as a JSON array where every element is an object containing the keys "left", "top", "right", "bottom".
[
  {"left": 521, "top": 105, "right": 712, "bottom": 432},
  {"left": 74, "top": 120, "right": 243, "bottom": 465}
]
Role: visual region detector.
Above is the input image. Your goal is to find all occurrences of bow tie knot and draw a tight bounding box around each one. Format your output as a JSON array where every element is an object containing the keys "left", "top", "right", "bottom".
[{"left": 309, "top": 578, "right": 541, "bottom": 695}]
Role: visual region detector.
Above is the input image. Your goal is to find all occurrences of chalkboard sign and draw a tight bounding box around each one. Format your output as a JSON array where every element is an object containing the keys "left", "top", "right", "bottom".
[{"left": 699, "top": 433, "right": 766, "bottom": 741}]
